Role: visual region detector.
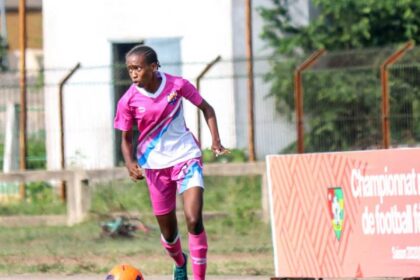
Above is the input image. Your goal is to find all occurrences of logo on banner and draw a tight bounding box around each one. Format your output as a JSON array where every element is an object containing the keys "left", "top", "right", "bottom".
[{"left": 328, "top": 187, "right": 344, "bottom": 240}]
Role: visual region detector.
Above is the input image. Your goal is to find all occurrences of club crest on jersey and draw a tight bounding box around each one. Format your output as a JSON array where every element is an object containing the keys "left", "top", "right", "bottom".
[{"left": 167, "top": 92, "right": 178, "bottom": 105}]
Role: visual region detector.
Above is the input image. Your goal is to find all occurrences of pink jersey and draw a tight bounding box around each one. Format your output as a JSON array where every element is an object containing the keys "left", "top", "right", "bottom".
[{"left": 114, "top": 72, "right": 203, "bottom": 169}]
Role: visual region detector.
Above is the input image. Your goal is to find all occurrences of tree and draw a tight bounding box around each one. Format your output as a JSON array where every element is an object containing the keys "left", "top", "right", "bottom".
[{"left": 259, "top": 0, "right": 420, "bottom": 152}]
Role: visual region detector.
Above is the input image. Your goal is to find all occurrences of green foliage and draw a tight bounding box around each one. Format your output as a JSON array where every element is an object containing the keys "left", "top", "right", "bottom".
[
  {"left": 0, "top": 133, "right": 46, "bottom": 170},
  {"left": 27, "top": 132, "right": 47, "bottom": 170},
  {"left": 202, "top": 148, "right": 247, "bottom": 163},
  {"left": 0, "top": 35, "right": 6, "bottom": 71},
  {"left": 25, "top": 181, "right": 53, "bottom": 202},
  {"left": 301, "top": 69, "right": 383, "bottom": 151},
  {"left": 0, "top": 142, "right": 4, "bottom": 167},
  {"left": 259, "top": 0, "right": 420, "bottom": 152},
  {"left": 260, "top": 0, "right": 420, "bottom": 54},
  {"left": 0, "top": 181, "right": 65, "bottom": 215}
]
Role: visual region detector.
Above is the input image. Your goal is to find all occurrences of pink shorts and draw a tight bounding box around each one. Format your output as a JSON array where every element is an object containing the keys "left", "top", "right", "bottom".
[{"left": 144, "top": 157, "right": 204, "bottom": 216}]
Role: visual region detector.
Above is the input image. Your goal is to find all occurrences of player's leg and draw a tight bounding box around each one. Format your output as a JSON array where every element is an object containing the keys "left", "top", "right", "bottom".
[
  {"left": 183, "top": 187, "right": 208, "bottom": 280},
  {"left": 183, "top": 187, "right": 204, "bottom": 234},
  {"left": 144, "top": 168, "right": 187, "bottom": 269},
  {"left": 174, "top": 157, "right": 207, "bottom": 280},
  {"left": 156, "top": 210, "right": 186, "bottom": 267}
]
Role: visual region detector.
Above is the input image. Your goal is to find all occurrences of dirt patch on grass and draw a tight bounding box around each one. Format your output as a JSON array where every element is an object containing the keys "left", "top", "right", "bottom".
[
  {"left": 1, "top": 251, "right": 273, "bottom": 275},
  {"left": 0, "top": 215, "right": 67, "bottom": 227}
]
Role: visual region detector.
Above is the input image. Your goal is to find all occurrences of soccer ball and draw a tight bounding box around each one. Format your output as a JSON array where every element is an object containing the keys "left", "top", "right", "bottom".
[{"left": 105, "top": 264, "right": 144, "bottom": 280}]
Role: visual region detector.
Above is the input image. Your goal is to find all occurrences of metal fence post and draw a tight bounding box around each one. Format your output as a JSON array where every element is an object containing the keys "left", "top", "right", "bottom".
[
  {"left": 18, "top": 0, "right": 27, "bottom": 200},
  {"left": 380, "top": 41, "right": 414, "bottom": 149},
  {"left": 195, "top": 56, "right": 221, "bottom": 147},
  {"left": 58, "top": 62, "right": 81, "bottom": 201},
  {"left": 294, "top": 49, "right": 325, "bottom": 153}
]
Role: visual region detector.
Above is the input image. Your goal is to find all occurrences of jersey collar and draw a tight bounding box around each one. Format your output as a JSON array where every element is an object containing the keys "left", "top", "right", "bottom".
[{"left": 136, "top": 71, "right": 166, "bottom": 98}]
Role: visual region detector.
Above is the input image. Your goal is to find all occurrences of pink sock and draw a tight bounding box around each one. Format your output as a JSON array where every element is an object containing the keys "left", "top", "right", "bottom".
[
  {"left": 161, "top": 234, "right": 185, "bottom": 267},
  {"left": 188, "top": 230, "right": 208, "bottom": 280}
]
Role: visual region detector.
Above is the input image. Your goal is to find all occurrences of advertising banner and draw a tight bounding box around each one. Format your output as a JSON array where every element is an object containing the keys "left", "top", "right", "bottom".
[{"left": 266, "top": 148, "right": 420, "bottom": 278}]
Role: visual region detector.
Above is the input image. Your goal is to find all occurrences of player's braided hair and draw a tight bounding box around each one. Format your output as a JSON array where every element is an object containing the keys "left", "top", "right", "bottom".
[{"left": 126, "top": 45, "right": 161, "bottom": 68}]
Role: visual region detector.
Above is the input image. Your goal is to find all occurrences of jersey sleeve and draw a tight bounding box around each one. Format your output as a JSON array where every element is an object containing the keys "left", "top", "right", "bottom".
[
  {"left": 114, "top": 97, "right": 134, "bottom": 131},
  {"left": 179, "top": 79, "right": 203, "bottom": 106}
]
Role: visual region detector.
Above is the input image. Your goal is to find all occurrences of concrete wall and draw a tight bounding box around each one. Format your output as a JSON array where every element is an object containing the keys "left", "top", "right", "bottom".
[
  {"left": 42, "top": 0, "right": 237, "bottom": 169},
  {"left": 42, "top": 0, "right": 309, "bottom": 168}
]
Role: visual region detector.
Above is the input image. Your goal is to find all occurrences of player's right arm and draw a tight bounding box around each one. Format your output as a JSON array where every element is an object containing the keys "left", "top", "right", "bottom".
[
  {"left": 121, "top": 130, "right": 144, "bottom": 181},
  {"left": 114, "top": 92, "right": 143, "bottom": 181}
]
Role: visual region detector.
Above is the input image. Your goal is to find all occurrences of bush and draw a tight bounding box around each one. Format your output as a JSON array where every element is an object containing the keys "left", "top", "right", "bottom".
[{"left": 27, "top": 133, "right": 47, "bottom": 170}]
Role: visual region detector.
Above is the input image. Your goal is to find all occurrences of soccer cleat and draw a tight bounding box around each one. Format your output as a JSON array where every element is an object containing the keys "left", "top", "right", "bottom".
[{"left": 173, "top": 252, "right": 188, "bottom": 280}]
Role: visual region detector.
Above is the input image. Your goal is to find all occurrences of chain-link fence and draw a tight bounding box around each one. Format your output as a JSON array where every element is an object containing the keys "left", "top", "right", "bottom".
[
  {"left": 388, "top": 47, "right": 420, "bottom": 146},
  {"left": 0, "top": 68, "right": 45, "bottom": 170},
  {"left": 299, "top": 48, "right": 392, "bottom": 152},
  {"left": 298, "top": 46, "right": 420, "bottom": 152},
  {"left": 0, "top": 46, "right": 419, "bottom": 172}
]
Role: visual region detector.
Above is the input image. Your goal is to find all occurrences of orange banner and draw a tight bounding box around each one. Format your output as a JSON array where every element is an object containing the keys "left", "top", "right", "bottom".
[{"left": 266, "top": 148, "right": 420, "bottom": 278}]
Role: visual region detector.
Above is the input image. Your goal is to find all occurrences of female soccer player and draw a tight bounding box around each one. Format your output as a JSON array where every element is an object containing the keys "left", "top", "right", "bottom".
[{"left": 114, "top": 45, "right": 228, "bottom": 280}]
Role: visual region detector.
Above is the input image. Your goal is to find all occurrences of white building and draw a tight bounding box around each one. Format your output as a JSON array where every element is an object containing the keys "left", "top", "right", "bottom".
[{"left": 42, "top": 0, "right": 312, "bottom": 169}]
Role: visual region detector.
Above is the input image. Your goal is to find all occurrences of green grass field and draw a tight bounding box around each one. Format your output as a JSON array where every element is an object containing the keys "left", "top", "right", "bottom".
[{"left": 0, "top": 175, "right": 274, "bottom": 276}]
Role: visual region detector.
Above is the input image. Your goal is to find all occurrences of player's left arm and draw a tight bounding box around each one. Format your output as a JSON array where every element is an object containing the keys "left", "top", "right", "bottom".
[{"left": 198, "top": 99, "right": 229, "bottom": 156}]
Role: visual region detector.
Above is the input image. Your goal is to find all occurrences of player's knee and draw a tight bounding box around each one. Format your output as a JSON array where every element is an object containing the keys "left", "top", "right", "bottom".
[{"left": 185, "top": 215, "right": 203, "bottom": 234}]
